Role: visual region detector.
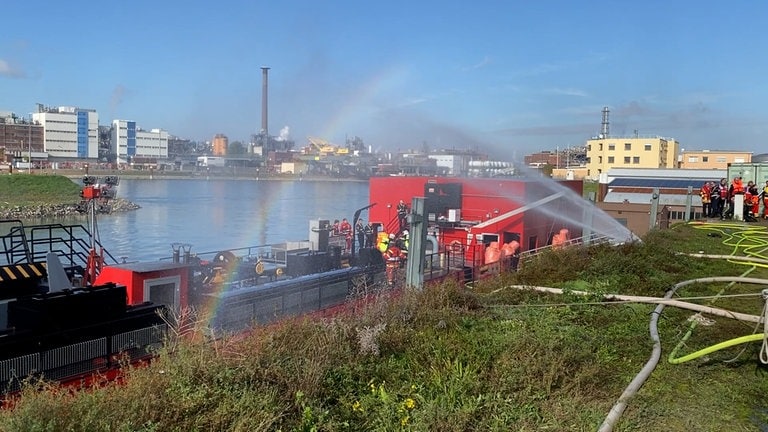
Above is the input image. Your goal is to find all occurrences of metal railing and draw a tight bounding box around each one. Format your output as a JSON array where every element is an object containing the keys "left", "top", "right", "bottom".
[
  {"left": 0, "top": 220, "right": 118, "bottom": 269},
  {"left": 519, "top": 233, "right": 618, "bottom": 262}
]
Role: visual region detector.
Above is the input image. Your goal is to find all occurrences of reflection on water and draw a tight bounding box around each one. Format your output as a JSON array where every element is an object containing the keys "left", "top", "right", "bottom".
[{"left": 29, "top": 179, "right": 370, "bottom": 261}]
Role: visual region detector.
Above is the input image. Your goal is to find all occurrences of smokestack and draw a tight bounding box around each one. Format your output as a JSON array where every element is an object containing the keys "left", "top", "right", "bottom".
[
  {"left": 600, "top": 106, "right": 610, "bottom": 138},
  {"left": 261, "top": 67, "right": 270, "bottom": 138}
]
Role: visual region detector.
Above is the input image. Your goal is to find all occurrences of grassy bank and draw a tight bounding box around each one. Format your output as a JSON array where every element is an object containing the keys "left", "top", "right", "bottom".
[
  {"left": 2, "top": 222, "right": 768, "bottom": 431},
  {"left": 0, "top": 174, "right": 82, "bottom": 208}
]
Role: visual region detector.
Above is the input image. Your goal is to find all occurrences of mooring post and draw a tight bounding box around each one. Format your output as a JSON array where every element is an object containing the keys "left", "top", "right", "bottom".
[{"left": 405, "top": 197, "right": 426, "bottom": 289}]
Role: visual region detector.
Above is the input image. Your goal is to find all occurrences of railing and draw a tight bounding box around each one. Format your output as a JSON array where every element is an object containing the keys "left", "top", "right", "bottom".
[
  {"left": 519, "top": 233, "right": 619, "bottom": 262},
  {"left": 0, "top": 220, "right": 119, "bottom": 269},
  {"left": 383, "top": 214, "right": 403, "bottom": 236},
  {"left": 0, "top": 220, "right": 32, "bottom": 264},
  {"left": 1, "top": 309, "right": 167, "bottom": 395},
  {"left": 423, "top": 249, "right": 455, "bottom": 281},
  {"left": 420, "top": 232, "right": 623, "bottom": 286}
]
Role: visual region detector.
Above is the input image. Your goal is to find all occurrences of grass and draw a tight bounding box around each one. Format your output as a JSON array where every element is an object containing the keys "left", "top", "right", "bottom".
[
  {"left": 2, "top": 221, "right": 768, "bottom": 431},
  {"left": 0, "top": 174, "right": 82, "bottom": 207},
  {"left": 583, "top": 179, "right": 599, "bottom": 199}
]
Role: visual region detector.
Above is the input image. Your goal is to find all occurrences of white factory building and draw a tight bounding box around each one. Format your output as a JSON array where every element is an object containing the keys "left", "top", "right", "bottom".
[
  {"left": 32, "top": 106, "right": 99, "bottom": 159},
  {"left": 111, "top": 119, "right": 168, "bottom": 162}
]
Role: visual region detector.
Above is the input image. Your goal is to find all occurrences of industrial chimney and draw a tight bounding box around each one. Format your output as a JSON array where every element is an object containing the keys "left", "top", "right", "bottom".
[
  {"left": 600, "top": 106, "right": 610, "bottom": 138},
  {"left": 261, "top": 67, "right": 270, "bottom": 139}
]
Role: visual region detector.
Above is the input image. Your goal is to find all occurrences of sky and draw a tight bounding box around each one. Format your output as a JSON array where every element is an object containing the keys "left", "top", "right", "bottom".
[{"left": 1, "top": 0, "right": 767, "bottom": 159}]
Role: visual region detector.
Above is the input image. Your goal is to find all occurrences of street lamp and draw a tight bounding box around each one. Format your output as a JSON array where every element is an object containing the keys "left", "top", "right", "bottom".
[
  {"left": 27, "top": 113, "right": 33, "bottom": 173},
  {"left": 22, "top": 139, "right": 31, "bottom": 174}
]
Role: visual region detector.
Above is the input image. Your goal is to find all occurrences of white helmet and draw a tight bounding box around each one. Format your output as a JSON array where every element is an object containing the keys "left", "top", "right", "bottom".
[{"left": 402, "top": 230, "right": 409, "bottom": 236}]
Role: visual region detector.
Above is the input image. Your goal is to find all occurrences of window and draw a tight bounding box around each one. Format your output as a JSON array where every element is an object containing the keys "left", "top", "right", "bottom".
[
  {"left": 624, "top": 156, "right": 630, "bottom": 164},
  {"left": 599, "top": 143, "right": 603, "bottom": 151},
  {"left": 586, "top": 144, "right": 591, "bottom": 151},
  {"left": 716, "top": 157, "right": 727, "bottom": 163},
  {"left": 624, "top": 143, "right": 632, "bottom": 150},
  {"left": 608, "top": 156, "right": 615, "bottom": 163},
  {"left": 688, "top": 156, "right": 698, "bottom": 163},
  {"left": 608, "top": 144, "right": 615, "bottom": 151},
  {"left": 702, "top": 156, "right": 709, "bottom": 162},
  {"left": 644, "top": 144, "right": 652, "bottom": 151},
  {"left": 734, "top": 158, "right": 745, "bottom": 163},
  {"left": 633, "top": 157, "right": 640, "bottom": 164},
  {"left": 598, "top": 156, "right": 603, "bottom": 163}
]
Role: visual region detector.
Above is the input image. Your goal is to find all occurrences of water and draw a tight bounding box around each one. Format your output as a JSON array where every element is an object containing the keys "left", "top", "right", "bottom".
[
  {"left": 514, "top": 165, "right": 638, "bottom": 244},
  {"left": 32, "top": 179, "right": 370, "bottom": 261}
]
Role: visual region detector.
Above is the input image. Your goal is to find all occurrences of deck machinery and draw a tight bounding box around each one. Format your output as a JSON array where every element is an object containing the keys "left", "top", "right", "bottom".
[{"left": 0, "top": 219, "right": 168, "bottom": 396}]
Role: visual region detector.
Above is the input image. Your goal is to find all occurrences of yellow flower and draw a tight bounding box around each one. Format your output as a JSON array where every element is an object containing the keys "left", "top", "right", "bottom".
[
  {"left": 404, "top": 398, "right": 416, "bottom": 410},
  {"left": 351, "top": 400, "right": 362, "bottom": 412},
  {"left": 400, "top": 415, "right": 410, "bottom": 426}
]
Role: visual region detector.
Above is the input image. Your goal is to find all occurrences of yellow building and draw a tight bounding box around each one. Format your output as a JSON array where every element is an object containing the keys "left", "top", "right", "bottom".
[
  {"left": 585, "top": 136, "right": 679, "bottom": 179},
  {"left": 212, "top": 134, "right": 228, "bottom": 156},
  {"left": 677, "top": 150, "right": 751, "bottom": 169}
]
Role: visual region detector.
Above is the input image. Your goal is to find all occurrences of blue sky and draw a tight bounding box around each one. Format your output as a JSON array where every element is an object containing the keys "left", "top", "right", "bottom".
[{"left": 1, "top": 0, "right": 766, "bottom": 158}]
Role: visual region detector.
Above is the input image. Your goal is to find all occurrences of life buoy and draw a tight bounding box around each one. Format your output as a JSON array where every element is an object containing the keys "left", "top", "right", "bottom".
[{"left": 254, "top": 260, "right": 265, "bottom": 275}]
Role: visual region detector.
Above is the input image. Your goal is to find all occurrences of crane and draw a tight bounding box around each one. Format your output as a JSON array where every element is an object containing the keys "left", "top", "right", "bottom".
[{"left": 306, "top": 136, "right": 350, "bottom": 156}]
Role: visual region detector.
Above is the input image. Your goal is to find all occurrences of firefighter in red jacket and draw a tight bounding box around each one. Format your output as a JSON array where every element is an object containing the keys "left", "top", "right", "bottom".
[
  {"left": 340, "top": 218, "right": 352, "bottom": 252},
  {"left": 382, "top": 234, "right": 406, "bottom": 285},
  {"left": 700, "top": 182, "right": 712, "bottom": 219},
  {"left": 747, "top": 181, "right": 760, "bottom": 219}
]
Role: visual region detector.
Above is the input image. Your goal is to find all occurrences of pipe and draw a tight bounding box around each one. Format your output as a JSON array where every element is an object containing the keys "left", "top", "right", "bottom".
[
  {"left": 496, "top": 275, "right": 768, "bottom": 432},
  {"left": 502, "top": 285, "right": 763, "bottom": 324},
  {"left": 668, "top": 333, "right": 764, "bottom": 364},
  {"left": 425, "top": 235, "right": 438, "bottom": 254},
  {"left": 598, "top": 275, "right": 768, "bottom": 432}
]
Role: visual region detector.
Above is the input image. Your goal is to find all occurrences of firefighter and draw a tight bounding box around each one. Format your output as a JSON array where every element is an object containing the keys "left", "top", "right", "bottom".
[
  {"left": 716, "top": 178, "right": 729, "bottom": 219},
  {"left": 377, "top": 232, "right": 390, "bottom": 253},
  {"left": 397, "top": 199, "right": 408, "bottom": 232},
  {"left": 382, "top": 235, "right": 406, "bottom": 286},
  {"left": 340, "top": 218, "right": 352, "bottom": 252},
  {"left": 700, "top": 181, "right": 711, "bottom": 219},
  {"left": 551, "top": 228, "right": 570, "bottom": 249},
  {"left": 731, "top": 176, "right": 745, "bottom": 195},
  {"left": 363, "top": 221, "right": 374, "bottom": 247},
  {"left": 355, "top": 219, "right": 365, "bottom": 251},
  {"left": 708, "top": 181, "right": 720, "bottom": 218},
  {"left": 747, "top": 181, "right": 760, "bottom": 219},
  {"left": 762, "top": 181, "right": 768, "bottom": 219},
  {"left": 724, "top": 176, "right": 744, "bottom": 220}
]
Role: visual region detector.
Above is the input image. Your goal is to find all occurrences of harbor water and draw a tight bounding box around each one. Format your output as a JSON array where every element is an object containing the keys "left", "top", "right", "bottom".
[{"left": 30, "top": 179, "right": 369, "bottom": 262}]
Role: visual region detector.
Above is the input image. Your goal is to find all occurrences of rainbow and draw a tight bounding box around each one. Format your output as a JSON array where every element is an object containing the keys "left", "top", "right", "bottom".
[
  {"left": 317, "top": 65, "right": 408, "bottom": 144},
  {"left": 200, "top": 180, "right": 294, "bottom": 327},
  {"left": 202, "top": 66, "right": 407, "bottom": 325}
]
